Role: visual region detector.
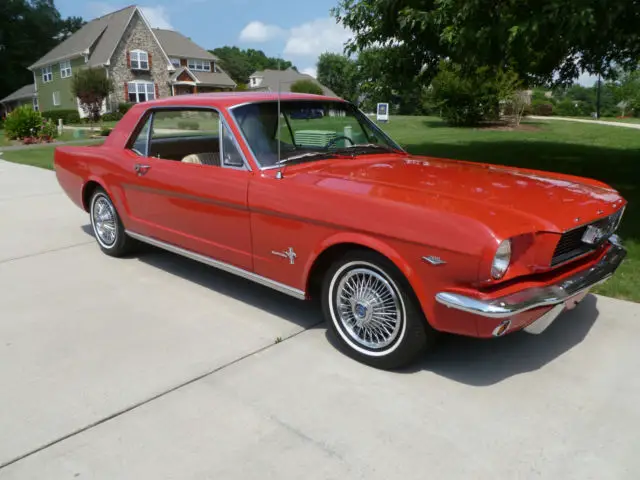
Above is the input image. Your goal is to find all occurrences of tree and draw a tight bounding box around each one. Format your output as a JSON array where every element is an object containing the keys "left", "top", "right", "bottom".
[
  {"left": 209, "top": 46, "right": 295, "bottom": 84},
  {"left": 71, "top": 67, "right": 113, "bottom": 127},
  {"left": 290, "top": 80, "right": 323, "bottom": 95},
  {"left": 316, "top": 53, "right": 357, "bottom": 101},
  {"left": 333, "top": 0, "right": 640, "bottom": 87},
  {"left": 610, "top": 69, "right": 640, "bottom": 117},
  {"left": 0, "top": 0, "right": 84, "bottom": 100}
]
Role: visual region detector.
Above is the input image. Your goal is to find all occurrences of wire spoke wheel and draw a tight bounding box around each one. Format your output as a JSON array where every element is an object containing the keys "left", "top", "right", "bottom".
[
  {"left": 92, "top": 195, "right": 117, "bottom": 247},
  {"left": 335, "top": 267, "right": 403, "bottom": 350}
]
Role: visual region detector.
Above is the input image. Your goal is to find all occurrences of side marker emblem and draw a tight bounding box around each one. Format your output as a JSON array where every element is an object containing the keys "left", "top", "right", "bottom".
[
  {"left": 422, "top": 256, "right": 447, "bottom": 265},
  {"left": 271, "top": 247, "right": 297, "bottom": 265}
]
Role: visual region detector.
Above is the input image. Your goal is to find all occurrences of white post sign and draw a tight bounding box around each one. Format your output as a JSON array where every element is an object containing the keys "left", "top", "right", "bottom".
[{"left": 376, "top": 103, "right": 389, "bottom": 122}]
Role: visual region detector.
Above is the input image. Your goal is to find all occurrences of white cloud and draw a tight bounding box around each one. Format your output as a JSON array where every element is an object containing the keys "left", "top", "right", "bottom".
[
  {"left": 301, "top": 67, "right": 317, "bottom": 78},
  {"left": 284, "top": 18, "right": 352, "bottom": 57},
  {"left": 239, "top": 21, "right": 285, "bottom": 42},
  {"left": 86, "top": 3, "right": 173, "bottom": 29}
]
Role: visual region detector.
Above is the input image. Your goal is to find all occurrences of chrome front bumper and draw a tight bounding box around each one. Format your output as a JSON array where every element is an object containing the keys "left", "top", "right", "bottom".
[{"left": 435, "top": 236, "right": 626, "bottom": 319}]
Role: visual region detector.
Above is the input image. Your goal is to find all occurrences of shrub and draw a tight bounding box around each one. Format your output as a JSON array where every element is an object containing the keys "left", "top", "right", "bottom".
[
  {"left": 101, "top": 112, "right": 123, "bottom": 122},
  {"left": 100, "top": 127, "right": 112, "bottom": 136},
  {"left": 177, "top": 120, "right": 200, "bottom": 130},
  {"left": 532, "top": 102, "right": 553, "bottom": 116},
  {"left": 290, "top": 79, "right": 324, "bottom": 95},
  {"left": 40, "top": 118, "right": 58, "bottom": 141},
  {"left": 4, "top": 105, "right": 42, "bottom": 139},
  {"left": 42, "top": 109, "right": 81, "bottom": 125},
  {"left": 118, "top": 103, "right": 133, "bottom": 115}
]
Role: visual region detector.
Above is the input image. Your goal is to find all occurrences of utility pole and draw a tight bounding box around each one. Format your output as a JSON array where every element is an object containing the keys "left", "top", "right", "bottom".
[{"left": 596, "top": 73, "right": 602, "bottom": 119}]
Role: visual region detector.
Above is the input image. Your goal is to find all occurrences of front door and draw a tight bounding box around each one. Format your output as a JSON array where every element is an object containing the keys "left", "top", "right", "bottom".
[{"left": 121, "top": 108, "right": 253, "bottom": 270}]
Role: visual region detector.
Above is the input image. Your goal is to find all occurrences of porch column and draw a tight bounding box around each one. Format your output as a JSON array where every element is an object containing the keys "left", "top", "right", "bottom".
[{"left": 194, "top": 86, "right": 198, "bottom": 94}]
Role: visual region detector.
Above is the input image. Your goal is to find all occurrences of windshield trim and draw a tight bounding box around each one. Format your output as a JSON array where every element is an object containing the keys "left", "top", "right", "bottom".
[{"left": 228, "top": 99, "right": 404, "bottom": 171}]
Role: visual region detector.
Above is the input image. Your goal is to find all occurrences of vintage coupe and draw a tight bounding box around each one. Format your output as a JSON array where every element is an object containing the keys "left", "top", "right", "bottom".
[{"left": 54, "top": 92, "right": 627, "bottom": 369}]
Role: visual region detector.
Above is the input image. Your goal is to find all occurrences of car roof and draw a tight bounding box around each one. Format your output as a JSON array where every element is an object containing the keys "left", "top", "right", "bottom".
[{"left": 136, "top": 91, "right": 345, "bottom": 109}]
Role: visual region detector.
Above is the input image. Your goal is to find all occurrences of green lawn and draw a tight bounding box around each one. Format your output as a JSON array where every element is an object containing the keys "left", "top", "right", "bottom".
[
  {"left": 2, "top": 116, "right": 638, "bottom": 302},
  {"left": 0, "top": 140, "right": 103, "bottom": 169}
]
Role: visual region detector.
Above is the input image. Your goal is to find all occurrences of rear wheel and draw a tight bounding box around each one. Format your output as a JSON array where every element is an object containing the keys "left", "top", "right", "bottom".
[
  {"left": 89, "top": 188, "right": 135, "bottom": 257},
  {"left": 321, "top": 250, "right": 436, "bottom": 369}
]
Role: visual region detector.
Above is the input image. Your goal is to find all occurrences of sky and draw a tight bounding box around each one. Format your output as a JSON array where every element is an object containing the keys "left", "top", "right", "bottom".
[{"left": 55, "top": 0, "right": 597, "bottom": 85}]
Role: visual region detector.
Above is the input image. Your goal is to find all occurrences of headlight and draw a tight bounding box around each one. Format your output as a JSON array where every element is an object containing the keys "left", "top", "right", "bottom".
[{"left": 491, "top": 240, "right": 511, "bottom": 279}]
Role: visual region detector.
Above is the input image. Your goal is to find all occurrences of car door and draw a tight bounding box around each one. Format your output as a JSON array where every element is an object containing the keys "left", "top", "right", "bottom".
[{"left": 121, "top": 107, "right": 253, "bottom": 271}]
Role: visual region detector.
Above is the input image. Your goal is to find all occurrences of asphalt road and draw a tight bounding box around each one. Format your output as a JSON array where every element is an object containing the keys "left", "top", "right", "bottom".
[{"left": 1, "top": 159, "right": 639, "bottom": 479}]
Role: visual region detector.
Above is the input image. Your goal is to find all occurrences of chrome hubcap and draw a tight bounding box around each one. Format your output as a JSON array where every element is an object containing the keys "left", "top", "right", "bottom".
[
  {"left": 336, "top": 268, "right": 402, "bottom": 349},
  {"left": 92, "top": 196, "right": 117, "bottom": 246}
]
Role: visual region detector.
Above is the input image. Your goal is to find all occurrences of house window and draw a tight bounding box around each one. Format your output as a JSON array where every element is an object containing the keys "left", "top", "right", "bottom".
[
  {"left": 130, "top": 50, "right": 149, "bottom": 70},
  {"left": 187, "top": 59, "right": 211, "bottom": 72},
  {"left": 42, "top": 66, "right": 53, "bottom": 83},
  {"left": 52, "top": 91, "right": 60, "bottom": 106},
  {"left": 60, "top": 60, "right": 72, "bottom": 78},
  {"left": 170, "top": 57, "right": 181, "bottom": 68},
  {"left": 128, "top": 82, "right": 155, "bottom": 103}
]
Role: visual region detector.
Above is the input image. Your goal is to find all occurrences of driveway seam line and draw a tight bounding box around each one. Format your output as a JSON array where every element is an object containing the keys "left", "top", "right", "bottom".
[
  {"left": 0, "top": 241, "right": 95, "bottom": 265},
  {"left": 0, "top": 321, "right": 323, "bottom": 471}
]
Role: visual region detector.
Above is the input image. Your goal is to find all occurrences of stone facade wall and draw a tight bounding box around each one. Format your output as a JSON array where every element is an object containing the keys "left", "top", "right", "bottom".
[{"left": 108, "top": 11, "right": 171, "bottom": 105}]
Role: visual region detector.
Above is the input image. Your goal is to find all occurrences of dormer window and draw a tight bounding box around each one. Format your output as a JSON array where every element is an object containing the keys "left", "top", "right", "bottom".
[
  {"left": 129, "top": 49, "right": 150, "bottom": 70},
  {"left": 170, "top": 57, "right": 181, "bottom": 68},
  {"left": 187, "top": 59, "right": 210, "bottom": 72}
]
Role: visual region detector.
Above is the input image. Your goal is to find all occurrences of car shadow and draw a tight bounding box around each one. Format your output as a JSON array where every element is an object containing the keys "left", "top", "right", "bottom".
[{"left": 81, "top": 224, "right": 600, "bottom": 385}]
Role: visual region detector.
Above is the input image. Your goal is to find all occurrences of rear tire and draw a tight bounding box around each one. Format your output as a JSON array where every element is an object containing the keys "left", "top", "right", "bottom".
[
  {"left": 321, "top": 250, "right": 436, "bottom": 369},
  {"left": 89, "top": 188, "right": 135, "bottom": 257}
]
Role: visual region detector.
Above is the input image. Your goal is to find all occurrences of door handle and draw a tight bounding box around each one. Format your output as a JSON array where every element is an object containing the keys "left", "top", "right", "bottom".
[{"left": 134, "top": 164, "right": 151, "bottom": 176}]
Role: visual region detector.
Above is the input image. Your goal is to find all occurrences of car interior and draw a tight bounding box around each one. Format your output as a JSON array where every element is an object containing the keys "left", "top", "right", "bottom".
[{"left": 147, "top": 135, "right": 222, "bottom": 166}]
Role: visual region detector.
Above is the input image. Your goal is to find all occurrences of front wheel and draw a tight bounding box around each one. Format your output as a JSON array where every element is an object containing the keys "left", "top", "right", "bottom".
[
  {"left": 322, "top": 250, "right": 436, "bottom": 369},
  {"left": 89, "top": 188, "right": 135, "bottom": 257}
]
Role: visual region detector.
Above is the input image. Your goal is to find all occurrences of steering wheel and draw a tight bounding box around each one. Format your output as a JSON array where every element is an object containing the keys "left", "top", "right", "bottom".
[{"left": 325, "top": 136, "right": 355, "bottom": 148}]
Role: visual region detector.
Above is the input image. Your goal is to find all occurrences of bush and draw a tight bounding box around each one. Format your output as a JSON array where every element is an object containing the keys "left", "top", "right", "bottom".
[
  {"left": 100, "top": 127, "right": 112, "bottom": 136},
  {"left": 532, "top": 102, "right": 553, "bottom": 116},
  {"left": 40, "top": 118, "right": 58, "bottom": 141},
  {"left": 42, "top": 109, "right": 81, "bottom": 125},
  {"left": 4, "top": 105, "right": 42, "bottom": 139},
  {"left": 101, "top": 112, "right": 123, "bottom": 122},
  {"left": 177, "top": 120, "right": 200, "bottom": 130},
  {"left": 118, "top": 103, "right": 133, "bottom": 115},
  {"left": 290, "top": 79, "right": 324, "bottom": 95}
]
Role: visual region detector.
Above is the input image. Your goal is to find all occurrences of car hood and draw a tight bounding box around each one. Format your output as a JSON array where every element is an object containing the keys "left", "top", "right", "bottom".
[{"left": 300, "top": 154, "right": 625, "bottom": 234}]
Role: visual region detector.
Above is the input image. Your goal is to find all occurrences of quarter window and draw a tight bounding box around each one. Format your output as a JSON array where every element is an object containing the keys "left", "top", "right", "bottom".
[
  {"left": 60, "top": 60, "right": 72, "bottom": 78},
  {"left": 128, "top": 82, "right": 155, "bottom": 103},
  {"left": 42, "top": 66, "right": 53, "bottom": 83},
  {"left": 130, "top": 50, "right": 149, "bottom": 70},
  {"left": 187, "top": 59, "right": 211, "bottom": 72}
]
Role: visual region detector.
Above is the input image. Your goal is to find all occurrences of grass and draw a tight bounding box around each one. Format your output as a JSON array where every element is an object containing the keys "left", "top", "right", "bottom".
[
  {"left": 2, "top": 115, "right": 638, "bottom": 302},
  {"left": 0, "top": 140, "right": 103, "bottom": 169}
]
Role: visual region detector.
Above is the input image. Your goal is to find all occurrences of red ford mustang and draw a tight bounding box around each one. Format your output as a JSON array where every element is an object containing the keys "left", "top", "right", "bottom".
[{"left": 54, "top": 92, "right": 627, "bottom": 369}]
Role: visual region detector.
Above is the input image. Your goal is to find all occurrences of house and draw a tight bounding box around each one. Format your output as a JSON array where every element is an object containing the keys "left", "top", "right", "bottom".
[
  {"left": 248, "top": 68, "right": 336, "bottom": 96},
  {"left": 0, "top": 84, "right": 37, "bottom": 117},
  {"left": 27, "top": 5, "right": 235, "bottom": 116}
]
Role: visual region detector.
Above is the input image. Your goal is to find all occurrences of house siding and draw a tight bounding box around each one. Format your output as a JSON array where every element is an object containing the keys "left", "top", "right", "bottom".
[
  {"left": 36, "top": 56, "right": 86, "bottom": 111},
  {"left": 108, "top": 10, "right": 171, "bottom": 105}
]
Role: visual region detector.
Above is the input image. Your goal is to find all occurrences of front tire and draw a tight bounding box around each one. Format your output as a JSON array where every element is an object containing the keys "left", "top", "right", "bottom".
[
  {"left": 89, "top": 188, "right": 134, "bottom": 257},
  {"left": 321, "top": 250, "right": 436, "bottom": 369}
]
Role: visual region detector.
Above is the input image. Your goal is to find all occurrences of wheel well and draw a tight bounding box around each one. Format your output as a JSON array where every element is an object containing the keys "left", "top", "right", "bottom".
[
  {"left": 82, "top": 181, "right": 101, "bottom": 212},
  {"left": 306, "top": 243, "right": 383, "bottom": 301}
]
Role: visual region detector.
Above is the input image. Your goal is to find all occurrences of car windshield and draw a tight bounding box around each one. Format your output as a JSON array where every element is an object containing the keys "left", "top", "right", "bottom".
[{"left": 231, "top": 100, "right": 402, "bottom": 168}]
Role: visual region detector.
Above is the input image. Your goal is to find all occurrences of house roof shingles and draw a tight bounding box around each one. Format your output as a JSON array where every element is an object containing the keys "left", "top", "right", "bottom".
[
  {"left": 29, "top": 5, "right": 137, "bottom": 70},
  {"left": 153, "top": 29, "right": 217, "bottom": 61},
  {"left": 249, "top": 68, "right": 336, "bottom": 97},
  {"left": 1, "top": 84, "right": 36, "bottom": 103}
]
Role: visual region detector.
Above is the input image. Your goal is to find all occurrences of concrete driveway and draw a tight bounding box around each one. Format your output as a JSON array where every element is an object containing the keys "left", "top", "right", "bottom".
[{"left": 1, "top": 160, "right": 639, "bottom": 479}]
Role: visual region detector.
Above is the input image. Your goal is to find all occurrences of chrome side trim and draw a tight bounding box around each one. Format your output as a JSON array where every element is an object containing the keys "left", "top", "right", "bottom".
[
  {"left": 435, "top": 238, "right": 626, "bottom": 319},
  {"left": 125, "top": 230, "right": 307, "bottom": 300}
]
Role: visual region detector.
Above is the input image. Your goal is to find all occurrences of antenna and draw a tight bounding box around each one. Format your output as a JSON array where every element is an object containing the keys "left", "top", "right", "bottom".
[{"left": 275, "top": 59, "right": 283, "bottom": 179}]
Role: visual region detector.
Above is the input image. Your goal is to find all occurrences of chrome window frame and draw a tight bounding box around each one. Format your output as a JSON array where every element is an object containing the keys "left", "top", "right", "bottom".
[
  {"left": 125, "top": 105, "right": 252, "bottom": 172},
  {"left": 227, "top": 99, "right": 405, "bottom": 171}
]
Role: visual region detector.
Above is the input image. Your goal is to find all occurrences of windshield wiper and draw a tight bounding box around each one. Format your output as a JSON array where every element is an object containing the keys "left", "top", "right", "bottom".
[
  {"left": 335, "top": 143, "right": 399, "bottom": 153},
  {"left": 276, "top": 151, "right": 352, "bottom": 165}
]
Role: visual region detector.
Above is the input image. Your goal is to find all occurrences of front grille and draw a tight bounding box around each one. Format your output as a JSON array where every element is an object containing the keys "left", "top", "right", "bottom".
[{"left": 551, "top": 209, "right": 624, "bottom": 267}]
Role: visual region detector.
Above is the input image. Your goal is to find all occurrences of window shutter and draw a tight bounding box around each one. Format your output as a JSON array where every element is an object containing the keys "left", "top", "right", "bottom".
[
  {"left": 126, "top": 51, "right": 131, "bottom": 68},
  {"left": 154, "top": 83, "right": 159, "bottom": 98},
  {"left": 124, "top": 82, "right": 129, "bottom": 101},
  {"left": 148, "top": 53, "right": 152, "bottom": 69}
]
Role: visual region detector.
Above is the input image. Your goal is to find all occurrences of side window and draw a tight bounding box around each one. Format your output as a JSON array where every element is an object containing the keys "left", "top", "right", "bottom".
[
  {"left": 130, "top": 114, "right": 152, "bottom": 156},
  {"left": 221, "top": 122, "right": 245, "bottom": 168},
  {"left": 149, "top": 109, "right": 222, "bottom": 167}
]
